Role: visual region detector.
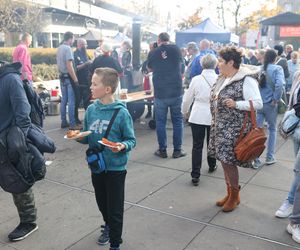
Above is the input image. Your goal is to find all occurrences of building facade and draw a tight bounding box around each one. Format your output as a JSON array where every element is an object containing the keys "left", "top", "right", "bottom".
[
  {"left": 277, "top": 0, "right": 300, "bottom": 12},
  {"left": 14, "top": 0, "right": 133, "bottom": 48}
]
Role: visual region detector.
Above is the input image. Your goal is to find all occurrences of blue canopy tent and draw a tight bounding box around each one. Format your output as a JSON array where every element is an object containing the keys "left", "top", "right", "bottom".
[{"left": 176, "top": 18, "right": 239, "bottom": 47}]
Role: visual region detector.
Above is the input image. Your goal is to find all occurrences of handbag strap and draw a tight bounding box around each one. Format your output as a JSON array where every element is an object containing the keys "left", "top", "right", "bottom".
[
  {"left": 201, "top": 75, "right": 212, "bottom": 88},
  {"left": 236, "top": 100, "right": 256, "bottom": 143},
  {"left": 104, "top": 108, "right": 120, "bottom": 138}
]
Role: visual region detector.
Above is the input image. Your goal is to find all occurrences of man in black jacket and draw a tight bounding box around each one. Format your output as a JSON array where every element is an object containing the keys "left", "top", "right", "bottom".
[
  {"left": 147, "top": 32, "right": 186, "bottom": 159},
  {"left": 74, "top": 38, "right": 92, "bottom": 114},
  {"left": 0, "top": 62, "right": 38, "bottom": 241}
]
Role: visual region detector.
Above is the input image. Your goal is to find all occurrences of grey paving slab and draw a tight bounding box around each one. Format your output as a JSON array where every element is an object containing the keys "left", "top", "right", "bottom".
[
  {"left": 249, "top": 160, "right": 294, "bottom": 191},
  {"left": 0, "top": 191, "right": 17, "bottom": 226},
  {"left": 45, "top": 158, "right": 91, "bottom": 188},
  {"left": 0, "top": 180, "right": 73, "bottom": 227},
  {"left": 68, "top": 206, "right": 204, "bottom": 250},
  {"left": 201, "top": 161, "right": 258, "bottom": 184},
  {"left": 44, "top": 142, "right": 87, "bottom": 168},
  {"left": 0, "top": 244, "right": 17, "bottom": 250},
  {"left": 0, "top": 190, "right": 101, "bottom": 250},
  {"left": 275, "top": 139, "right": 295, "bottom": 162},
  {"left": 33, "top": 179, "right": 74, "bottom": 206},
  {"left": 130, "top": 125, "right": 193, "bottom": 160},
  {"left": 185, "top": 226, "right": 296, "bottom": 250},
  {"left": 133, "top": 154, "right": 192, "bottom": 172},
  {"left": 80, "top": 161, "right": 183, "bottom": 203},
  {"left": 211, "top": 184, "right": 299, "bottom": 247},
  {"left": 140, "top": 173, "right": 226, "bottom": 222}
]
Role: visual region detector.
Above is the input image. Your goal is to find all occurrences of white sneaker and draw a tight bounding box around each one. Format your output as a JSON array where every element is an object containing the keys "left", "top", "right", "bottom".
[
  {"left": 266, "top": 157, "right": 276, "bottom": 165},
  {"left": 275, "top": 200, "right": 293, "bottom": 218},
  {"left": 287, "top": 223, "right": 300, "bottom": 243}
]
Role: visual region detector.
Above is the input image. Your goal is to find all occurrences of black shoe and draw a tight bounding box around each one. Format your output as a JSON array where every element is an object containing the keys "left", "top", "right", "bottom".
[
  {"left": 172, "top": 150, "right": 187, "bottom": 158},
  {"left": 61, "top": 122, "right": 69, "bottom": 128},
  {"left": 97, "top": 224, "right": 110, "bottom": 245},
  {"left": 154, "top": 149, "right": 168, "bottom": 158},
  {"left": 145, "top": 112, "right": 152, "bottom": 118},
  {"left": 8, "top": 223, "right": 38, "bottom": 241},
  {"left": 240, "top": 162, "right": 252, "bottom": 168},
  {"left": 191, "top": 178, "right": 199, "bottom": 186},
  {"left": 208, "top": 165, "right": 217, "bottom": 173}
]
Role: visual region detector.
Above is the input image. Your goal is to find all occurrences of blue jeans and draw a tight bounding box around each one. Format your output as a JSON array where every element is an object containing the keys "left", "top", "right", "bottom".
[
  {"left": 60, "top": 78, "right": 76, "bottom": 127},
  {"left": 287, "top": 139, "right": 300, "bottom": 204},
  {"left": 256, "top": 102, "right": 278, "bottom": 159},
  {"left": 154, "top": 96, "right": 183, "bottom": 151}
]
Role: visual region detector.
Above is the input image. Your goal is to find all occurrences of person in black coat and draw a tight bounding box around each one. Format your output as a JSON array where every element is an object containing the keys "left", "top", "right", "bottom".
[
  {"left": 90, "top": 44, "right": 122, "bottom": 76},
  {"left": 0, "top": 62, "right": 38, "bottom": 241}
]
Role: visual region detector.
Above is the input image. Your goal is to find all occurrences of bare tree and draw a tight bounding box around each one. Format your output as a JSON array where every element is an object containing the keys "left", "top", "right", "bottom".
[
  {"left": 216, "top": 0, "right": 250, "bottom": 34},
  {"left": 231, "top": 0, "right": 242, "bottom": 34},
  {"left": 0, "top": 0, "right": 43, "bottom": 45},
  {"left": 216, "top": 0, "right": 227, "bottom": 29}
]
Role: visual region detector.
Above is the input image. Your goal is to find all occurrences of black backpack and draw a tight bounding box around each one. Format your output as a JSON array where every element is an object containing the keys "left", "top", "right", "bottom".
[{"left": 23, "top": 79, "right": 45, "bottom": 127}]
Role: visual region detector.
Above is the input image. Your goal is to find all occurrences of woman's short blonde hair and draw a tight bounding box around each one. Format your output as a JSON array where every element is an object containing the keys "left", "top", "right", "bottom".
[{"left": 201, "top": 54, "right": 218, "bottom": 69}]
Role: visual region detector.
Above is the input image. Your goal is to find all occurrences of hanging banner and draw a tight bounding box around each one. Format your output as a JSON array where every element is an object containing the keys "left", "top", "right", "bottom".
[{"left": 280, "top": 26, "right": 300, "bottom": 37}]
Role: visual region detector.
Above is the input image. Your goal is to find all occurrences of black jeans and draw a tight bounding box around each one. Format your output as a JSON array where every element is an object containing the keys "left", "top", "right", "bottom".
[
  {"left": 190, "top": 123, "right": 216, "bottom": 178},
  {"left": 92, "top": 170, "right": 127, "bottom": 248},
  {"left": 74, "top": 84, "right": 91, "bottom": 122}
]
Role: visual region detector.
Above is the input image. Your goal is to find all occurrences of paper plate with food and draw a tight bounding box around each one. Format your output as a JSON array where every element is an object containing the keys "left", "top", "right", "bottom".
[
  {"left": 98, "top": 138, "right": 119, "bottom": 148},
  {"left": 64, "top": 130, "right": 92, "bottom": 140}
]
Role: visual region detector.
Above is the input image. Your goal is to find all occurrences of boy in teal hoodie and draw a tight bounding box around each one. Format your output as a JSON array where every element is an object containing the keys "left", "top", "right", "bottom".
[{"left": 78, "top": 67, "right": 136, "bottom": 250}]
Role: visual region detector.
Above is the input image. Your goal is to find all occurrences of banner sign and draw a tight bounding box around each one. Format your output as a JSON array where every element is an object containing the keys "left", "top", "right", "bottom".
[{"left": 280, "top": 26, "right": 300, "bottom": 37}]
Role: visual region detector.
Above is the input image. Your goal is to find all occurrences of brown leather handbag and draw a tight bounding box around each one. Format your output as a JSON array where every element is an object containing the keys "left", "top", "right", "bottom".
[{"left": 234, "top": 100, "right": 267, "bottom": 162}]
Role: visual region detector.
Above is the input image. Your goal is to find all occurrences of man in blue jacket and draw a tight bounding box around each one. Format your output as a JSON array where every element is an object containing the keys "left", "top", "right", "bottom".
[
  {"left": 0, "top": 62, "right": 38, "bottom": 241},
  {"left": 189, "top": 39, "right": 217, "bottom": 79}
]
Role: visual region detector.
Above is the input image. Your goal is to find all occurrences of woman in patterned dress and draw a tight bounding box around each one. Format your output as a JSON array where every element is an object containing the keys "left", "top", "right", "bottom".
[{"left": 208, "top": 46, "right": 263, "bottom": 212}]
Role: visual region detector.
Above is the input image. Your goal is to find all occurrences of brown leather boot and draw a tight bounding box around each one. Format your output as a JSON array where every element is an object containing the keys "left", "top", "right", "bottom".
[
  {"left": 222, "top": 186, "right": 240, "bottom": 212},
  {"left": 216, "top": 185, "right": 230, "bottom": 207}
]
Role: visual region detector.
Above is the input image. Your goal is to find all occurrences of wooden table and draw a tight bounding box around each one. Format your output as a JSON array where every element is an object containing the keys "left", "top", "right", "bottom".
[{"left": 120, "top": 91, "right": 154, "bottom": 103}]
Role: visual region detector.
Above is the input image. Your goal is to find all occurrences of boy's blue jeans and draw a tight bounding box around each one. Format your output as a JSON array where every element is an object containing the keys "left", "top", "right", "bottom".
[
  {"left": 154, "top": 96, "right": 183, "bottom": 151},
  {"left": 256, "top": 102, "right": 278, "bottom": 159},
  {"left": 60, "top": 78, "right": 76, "bottom": 127}
]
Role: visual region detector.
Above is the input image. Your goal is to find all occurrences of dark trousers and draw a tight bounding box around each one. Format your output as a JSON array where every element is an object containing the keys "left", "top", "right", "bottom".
[
  {"left": 74, "top": 84, "right": 91, "bottom": 122},
  {"left": 92, "top": 171, "right": 127, "bottom": 248},
  {"left": 190, "top": 123, "right": 216, "bottom": 178},
  {"left": 12, "top": 188, "right": 37, "bottom": 223}
]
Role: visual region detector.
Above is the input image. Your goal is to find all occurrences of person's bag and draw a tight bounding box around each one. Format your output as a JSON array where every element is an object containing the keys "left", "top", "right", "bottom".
[
  {"left": 279, "top": 109, "right": 300, "bottom": 139},
  {"left": 234, "top": 100, "right": 267, "bottom": 162},
  {"left": 278, "top": 98, "right": 287, "bottom": 114},
  {"left": 86, "top": 147, "right": 106, "bottom": 174}
]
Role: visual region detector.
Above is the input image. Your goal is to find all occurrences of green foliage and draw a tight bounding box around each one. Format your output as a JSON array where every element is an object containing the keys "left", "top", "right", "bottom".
[
  {"left": 177, "top": 8, "right": 203, "bottom": 31},
  {"left": 32, "top": 64, "right": 58, "bottom": 81},
  {"left": 0, "top": 47, "right": 95, "bottom": 81},
  {"left": 0, "top": 48, "right": 94, "bottom": 65}
]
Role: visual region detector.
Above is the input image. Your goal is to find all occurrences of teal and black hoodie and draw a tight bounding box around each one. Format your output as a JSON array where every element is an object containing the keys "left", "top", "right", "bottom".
[{"left": 79, "top": 100, "right": 136, "bottom": 171}]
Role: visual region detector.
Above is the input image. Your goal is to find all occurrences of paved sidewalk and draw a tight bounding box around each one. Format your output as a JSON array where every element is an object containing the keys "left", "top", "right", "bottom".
[{"left": 1, "top": 112, "right": 300, "bottom": 250}]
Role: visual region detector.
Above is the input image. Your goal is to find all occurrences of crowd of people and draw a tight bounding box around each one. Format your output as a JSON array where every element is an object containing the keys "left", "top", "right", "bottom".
[
  {"left": 2, "top": 29, "right": 300, "bottom": 249},
  {"left": 179, "top": 38, "right": 300, "bottom": 243}
]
